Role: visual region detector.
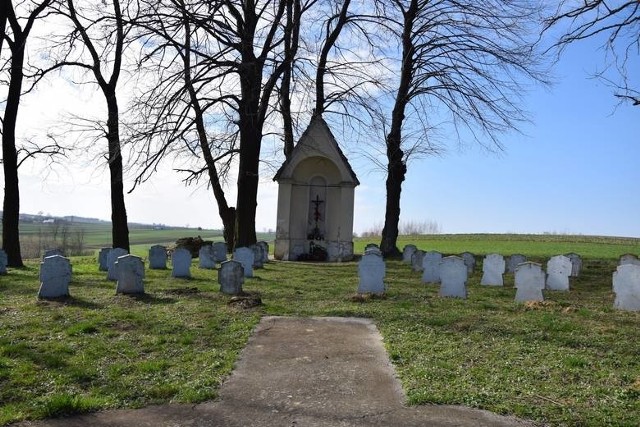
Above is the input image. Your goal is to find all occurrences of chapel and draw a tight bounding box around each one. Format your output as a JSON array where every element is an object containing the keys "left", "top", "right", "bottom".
[{"left": 273, "top": 116, "right": 359, "bottom": 261}]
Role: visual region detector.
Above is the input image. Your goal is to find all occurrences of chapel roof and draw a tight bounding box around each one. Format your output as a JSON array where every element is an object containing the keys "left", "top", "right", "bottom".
[{"left": 273, "top": 115, "right": 359, "bottom": 185}]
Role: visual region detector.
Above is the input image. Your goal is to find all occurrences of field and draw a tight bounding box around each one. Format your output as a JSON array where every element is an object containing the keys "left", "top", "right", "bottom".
[
  {"left": 1, "top": 234, "right": 639, "bottom": 426},
  {"left": 16, "top": 222, "right": 226, "bottom": 253}
]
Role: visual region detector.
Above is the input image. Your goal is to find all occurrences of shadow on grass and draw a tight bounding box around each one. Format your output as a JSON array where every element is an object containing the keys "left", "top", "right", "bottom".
[
  {"left": 36, "top": 296, "right": 103, "bottom": 310},
  {"left": 113, "top": 293, "right": 178, "bottom": 305}
]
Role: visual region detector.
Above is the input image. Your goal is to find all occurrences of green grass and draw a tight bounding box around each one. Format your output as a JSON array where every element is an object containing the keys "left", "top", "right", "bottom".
[{"left": 0, "top": 235, "right": 639, "bottom": 426}]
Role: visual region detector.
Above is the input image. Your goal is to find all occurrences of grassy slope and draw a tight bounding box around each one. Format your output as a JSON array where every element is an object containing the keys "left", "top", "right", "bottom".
[{"left": 0, "top": 235, "right": 639, "bottom": 426}]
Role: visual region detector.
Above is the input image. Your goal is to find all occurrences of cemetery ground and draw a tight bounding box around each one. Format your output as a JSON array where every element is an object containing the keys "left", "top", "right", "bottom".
[{"left": 1, "top": 235, "right": 639, "bottom": 426}]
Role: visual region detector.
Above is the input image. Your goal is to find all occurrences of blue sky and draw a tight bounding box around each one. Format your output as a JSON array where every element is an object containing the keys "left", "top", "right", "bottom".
[
  {"left": 351, "top": 35, "right": 639, "bottom": 237},
  {"left": 6, "top": 26, "right": 640, "bottom": 238}
]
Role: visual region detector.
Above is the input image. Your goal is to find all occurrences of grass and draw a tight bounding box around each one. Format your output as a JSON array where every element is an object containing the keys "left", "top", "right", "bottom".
[{"left": 1, "top": 235, "right": 639, "bottom": 426}]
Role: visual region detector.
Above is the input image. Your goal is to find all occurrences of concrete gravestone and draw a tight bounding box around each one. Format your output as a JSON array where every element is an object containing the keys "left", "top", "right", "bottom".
[
  {"left": 257, "top": 241, "right": 269, "bottom": 264},
  {"left": 619, "top": 254, "right": 640, "bottom": 266},
  {"left": 565, "top": 253, "right": 582, "bottom": 278},
  {"left": 43, "top": 248, "right": 64, "bottom": 259},
  {"left": 251, "top": 244, "right": 265, "bottom": 269},
  {"left": 411, "top": 250, "right": 425, "bottom": 272},
  {"left": 212, "top": 242, "right": 228, "bottom": 263},
  {"left": 234, "top": 247, "right": 254, "bottom": 278},
  {"left": 148, "top": 245, "right": 168, "bottom": 269},
  {"left": 199, "top": 245, "right": 217, "bottom": 269},
  {"left": 115, "top": 255, "right": 145, "bottom": 294},
  {"left": 364, "top": 245, "right": 382, "bottom": 256},
  {"left": 107, "top": 248, "right": 128, "bottom": 281},
  {"left": 514, "top": 262, "right": 545, "bottom": 302},
  {"left": 0, "top": 249, "right": 7, "bottom": 275},
  {"left": 98, "top": 247, "right": 111, "bottom": 271},
  {"left": 402, "top": 245, "right": 417, "bottom": 264},
  {"left": 460, "top": 252, "right": 476, "bottom": 275},
  {"left": 422, "top": 251, "right": 443, "bottom": 284},
  {"left": 357, "top": 252, "right": 385, "bottom": 294},
  {"left": 481, "top": 253, "right": 505, "bottom": 286},
  {"left": 172, "top": 248, "right": 192, "bottom": 278},
  {"left": 612, "top": 264, "right": 640, "bottom": 311},
  {"left": 38, "top": 255, "right": 72, "bottom": 299},
  {"left": 506, "top": 254, "right": 527, "bottom": 274},
  {"left": 218, "top": 260, "right": 245, "bottom": 295},
  {"left": 439, "top": 256, "right": 467, "bottom": 299},
  {"left": 546, "top": 255, "right": 572, "bottom": 291}
]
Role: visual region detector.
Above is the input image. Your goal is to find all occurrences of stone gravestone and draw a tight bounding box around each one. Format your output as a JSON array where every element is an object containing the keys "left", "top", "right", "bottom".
[
  {"left": 43, "top": 248, "right": 64, "bottom": 259},
  {"left": 0, "top": 249, "right": 7, "bottom": 275},
  {"left": 619, "top": 254, "right": 640, "bottom": 266},
  {"left": 402, "top": 245, "right": 417, "bottom": 264},
  {"left": 251, "top": 244, "right": 265, "bottom": 269},
  {"left": 357, "top": 251, "right": 385, "bottom": 294},
  {"left": 172, "top": 248, "right": 192, "bottom": 278},
  {"left": 234, "top": 247, "right": 254, "bottom": 278},
  {"left": 115, "top": 254, "right": 145, "bottom": 294},
  {"left": 38, "top": 255, "right": 72, "bottom": 299},
  {"left": 148, "top": 245, "right": 167, "bottom": 269},
  {"left": 199, "top": 245, "right": 217, "bottom": 269},
  {"left": 514, "top": 262, "right": 545, "bottom": 302},
  {"left": 98, "top": 247, "right": 111, "bottom": 271},
  {"left": 411, "top": 250, "right": 425, "bottom": 272},
  {"left": 422, "top": 251, "right": 443, "bottom": 284},
  {"left": 257, "top": 241, "right": 269, "bottom": 264},
  {"left": 212, "top": 242, "right": 228, "bottom": 263},
  {"left": 218, "top": 260, "right": 245, "bottom": 295},
  {"left": 365, "top": 246, "right": 382, "bottom": 256},
  {"left": 612, "top": 264, "right": 640, "bottom": 311},
  {"left": 481, "top": 253, "right": 505, "bottom": 286},
  {"left": 460, "top": 252, "right": 476, "bottom": 275},
  {"left": 546, "top": 255, "right": 572, "bottom": 291},
  {"left": 365, "top": 243, "right": 379, "bottom": 252},
  {"left": 565, "top": 253, "right": 582, "bottom": 277},
  {"left": 107, "top": 248, "right": 128, "bottom": 281},
  {"left": 439, "top": 256, "right": 467, "bottom": 299},
  {"left": 506, "top": 254, "right": 527, "bottom": 274}
]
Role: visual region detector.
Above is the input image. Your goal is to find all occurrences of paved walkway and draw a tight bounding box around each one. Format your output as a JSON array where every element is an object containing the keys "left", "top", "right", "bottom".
[{"left": 15, "top": 317, "right": 537, "bottom": 426}]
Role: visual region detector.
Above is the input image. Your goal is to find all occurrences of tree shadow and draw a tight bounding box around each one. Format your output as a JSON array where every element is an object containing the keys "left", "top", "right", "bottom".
[
  {"left": 113, "top": 293, "right": 177, "bottom": 305},
  {"left": 36, "top": 295, "right": 103, "bottom": 310}
]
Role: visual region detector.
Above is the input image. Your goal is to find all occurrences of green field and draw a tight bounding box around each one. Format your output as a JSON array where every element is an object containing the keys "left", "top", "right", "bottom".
[
  {"left": 16, "top": 222, "right": 226, "bottom": 251},
  {"left": 0, "top": 234, "right": 639, "bottom": 426}
]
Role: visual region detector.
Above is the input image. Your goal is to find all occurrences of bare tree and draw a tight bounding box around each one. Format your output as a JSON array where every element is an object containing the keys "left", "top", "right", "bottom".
[
  {"left": 376, "top": 0, "right": 547, "bottom": 257},
  {"left": 182, "top": 1, "right": 304, "bottom": 248},
  {"left": 129, "top": 0, "right": 239, "bottom": 249},
  {"left": 0, "top": 0, "right": 55, "bottom": 267},
  {"left": 44, "top": 0, "right": 133, "bottom": 250},
  {"left": 543, "top": 1, "right": 639, "bottom": 106}
]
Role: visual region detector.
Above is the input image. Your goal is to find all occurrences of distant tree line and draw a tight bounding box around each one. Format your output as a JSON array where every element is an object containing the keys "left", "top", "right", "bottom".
[{"left": 1, "top": 0, "right": 636, "bottom": 266}]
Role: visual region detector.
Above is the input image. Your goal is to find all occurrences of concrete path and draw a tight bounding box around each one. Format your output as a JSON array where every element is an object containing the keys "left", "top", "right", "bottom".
[{"left": 15, "top": 317, "right": 537, "bottom": 426}]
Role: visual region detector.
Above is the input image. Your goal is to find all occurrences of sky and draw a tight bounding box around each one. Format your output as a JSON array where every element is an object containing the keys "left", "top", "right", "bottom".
[{"left": 4, "top": 23, "right": 640, "bottom": 238}]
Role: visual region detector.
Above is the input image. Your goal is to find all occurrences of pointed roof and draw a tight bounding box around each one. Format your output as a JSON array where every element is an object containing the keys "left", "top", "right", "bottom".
[{"left": 273, "top": 115, "right": 359, "bottom": 185}]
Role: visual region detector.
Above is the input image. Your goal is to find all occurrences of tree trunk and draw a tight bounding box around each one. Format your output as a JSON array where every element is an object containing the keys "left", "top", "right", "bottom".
[
  {"left": 105, "top": 91, "right": 130, "bottom": 251},
  {"left": 280, "top": 0, "right": 295, "bottom": 158},
  {"left": 234, "top": 37, "right": 262, "bottom": 248},
  {"left": 235, "top": 119, "right": 260, "bottom": 248},
  {"left": 380, "top": 130, "right": 406, "bottom": 259},
  {"left": 380, "top": 0, "right": 416, "bottom": 259},
  {"left": 1, "top": 45, "right": 25, "bottom": 267}
]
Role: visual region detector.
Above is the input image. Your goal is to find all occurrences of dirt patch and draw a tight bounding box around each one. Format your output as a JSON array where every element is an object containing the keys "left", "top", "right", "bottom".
[{"left": 227, "top": 293, "right": 262, "bottom": 309}]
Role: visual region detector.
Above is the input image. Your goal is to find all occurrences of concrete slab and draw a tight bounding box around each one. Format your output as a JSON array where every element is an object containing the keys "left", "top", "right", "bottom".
[{"left": 14, "top": 317, "right": 536, "bottom": 427}]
